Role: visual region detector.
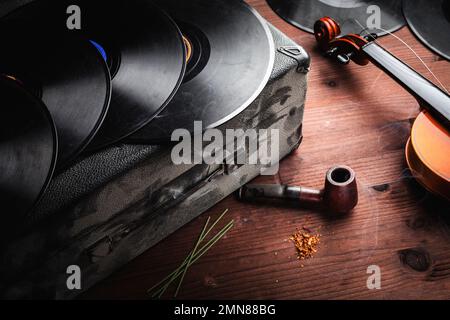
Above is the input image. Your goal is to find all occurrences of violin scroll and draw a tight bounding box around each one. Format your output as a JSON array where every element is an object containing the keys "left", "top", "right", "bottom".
[
  {"left": 314, "top": 16, "right": 341, "bottom": 51},
  {"left": 314, "top": 17, "right": 371, "bottom": 66},
  {"left": 314, "top": 17, "right": 450, "bottom": 201}
]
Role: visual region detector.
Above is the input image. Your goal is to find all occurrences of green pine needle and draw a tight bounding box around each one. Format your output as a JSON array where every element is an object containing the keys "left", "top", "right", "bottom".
[
  {"left": 148, "top": 209, "right": 233, "bottom": 299},
  {"left": 174, "top": 216, "right": 211, "bottom": 297}
]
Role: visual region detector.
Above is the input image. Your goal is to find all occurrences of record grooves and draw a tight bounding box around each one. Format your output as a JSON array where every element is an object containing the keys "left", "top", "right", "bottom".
[
  {"left": 0, "top": 76, "right": 57, "bottom": 227},
  {"left": 403, "top": 0, "right": 450, "bottom": 61},
  {"left": 0, "top": 0, "right": 275, "bottom": 229},
  {"left": 267, "top": 0, "right": 405, "bottom": 36},
  {"left": 130, "top": 0, "right": 275, "bottom": 143},
  {"left": 5, "top": 0, "right": 187, "bottom": 150},
  {"left": 0, "top": 22, "right": 111, "bottom": 168}
]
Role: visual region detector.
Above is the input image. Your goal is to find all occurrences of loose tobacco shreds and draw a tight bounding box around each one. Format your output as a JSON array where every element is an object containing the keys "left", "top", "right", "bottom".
[{"left": 290, "top": 228, "right": 320, "bottom": 265}]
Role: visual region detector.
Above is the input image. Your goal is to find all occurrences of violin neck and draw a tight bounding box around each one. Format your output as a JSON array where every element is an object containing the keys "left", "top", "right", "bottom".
[{"left": 362, "top": 42, "right": 450, "bottom": 129}]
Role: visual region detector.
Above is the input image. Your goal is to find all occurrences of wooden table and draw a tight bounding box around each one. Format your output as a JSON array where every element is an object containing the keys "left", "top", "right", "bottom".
[{"left": 82, "top": 0, "right": 450, "bottom": 300}]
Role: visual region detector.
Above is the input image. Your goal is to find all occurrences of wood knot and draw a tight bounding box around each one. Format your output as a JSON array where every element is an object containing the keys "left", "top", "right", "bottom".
[
  {"left": 327, "top": 80, "right": 337, "bottom": 87},
  {"left": 398, "top": 248, "right": 431, "bottom": 272},
  {"left": 203, "top": 275, "right": 218, "bottom": 288},
  {"left": 372, "top": 184, "right": 390, "bottom": 192}
]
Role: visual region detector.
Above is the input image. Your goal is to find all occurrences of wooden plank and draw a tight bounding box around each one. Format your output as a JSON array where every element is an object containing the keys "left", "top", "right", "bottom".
[{"left": 81, "top": 0, "right": 450, "bottom": 300}]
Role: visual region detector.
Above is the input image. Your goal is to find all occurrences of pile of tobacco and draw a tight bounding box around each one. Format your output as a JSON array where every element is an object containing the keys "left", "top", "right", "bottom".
[{"left": 290, "top": 228, "right": 320, "bottom": 265}]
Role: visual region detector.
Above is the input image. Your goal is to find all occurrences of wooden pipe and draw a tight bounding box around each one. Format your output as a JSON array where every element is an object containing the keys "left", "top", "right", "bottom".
[{"left": 238, "top": 165, "right": 358, "bottom": 214}]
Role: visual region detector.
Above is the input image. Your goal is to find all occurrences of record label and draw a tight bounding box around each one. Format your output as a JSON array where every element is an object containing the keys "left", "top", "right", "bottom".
[
  {"left": 4, "top": 0, "right": 186, "bottom": 150},
  {"left": 0, "top": 22, "right": 111, "bottom": 168},
  {"left": 131, "top": 0, "right": 275, "bottom": 143}
]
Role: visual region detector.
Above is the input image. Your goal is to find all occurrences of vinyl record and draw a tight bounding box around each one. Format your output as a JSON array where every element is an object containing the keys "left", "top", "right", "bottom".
[
  {"left": 403, "top": 0, "right": 450, "bottom": 61},
  {"left": 0, "top": 0, "right": 33, "bottom": 17},
  {"left": 4, "top": 0, "right": 186, "bottom": 150},
  {"left": 0, "top": 23, "right": 111, "bottom": 168},
  {"left": 267, "top": 0, "right": 405, "bottom": 36},
  {"left": 0, "top": 76, "right": 57, "bottom": 226},
  {"left": 130, "top": 0, "right": 275, "bottom": 143}
]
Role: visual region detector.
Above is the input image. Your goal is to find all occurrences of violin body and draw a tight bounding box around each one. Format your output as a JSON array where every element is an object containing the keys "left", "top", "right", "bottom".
[
  {"left": 407, "top": 112, "right": 450, "bottom": 200},
  {"left": 314, "top": 17, "right": 450, "bottom": 201}
]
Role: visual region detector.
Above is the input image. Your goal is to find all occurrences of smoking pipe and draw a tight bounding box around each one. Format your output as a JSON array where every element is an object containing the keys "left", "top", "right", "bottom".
[{"left": 238, "top": 166, "right": 358, "bottom": 214}]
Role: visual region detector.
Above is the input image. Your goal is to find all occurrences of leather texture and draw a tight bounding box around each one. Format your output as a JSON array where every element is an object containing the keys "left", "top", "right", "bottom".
[
  {"left": 0, "top": 5, "right": 310, "bottom": 299},
  {"left": 27, "top": 21, "right": 310, "bottom": 226}
]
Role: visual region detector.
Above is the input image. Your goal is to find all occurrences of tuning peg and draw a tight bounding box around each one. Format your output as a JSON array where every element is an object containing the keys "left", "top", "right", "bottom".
[
  {"left": 325, "top": 47, "right": 338, "bottom": 57},
  {"left": 336, "top": 54, "right": 350, "bottom": 64},
  {"left": 336, "top": 52, "right": 356, "bottom": 65},
  {"left": 363, "top": 33, "right": 378, "bottom": 41}
]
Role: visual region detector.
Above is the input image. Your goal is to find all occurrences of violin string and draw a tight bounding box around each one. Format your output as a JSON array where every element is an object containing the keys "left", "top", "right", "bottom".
[{"left": 354, "top": 20, "right": 450, "bottom": 95}]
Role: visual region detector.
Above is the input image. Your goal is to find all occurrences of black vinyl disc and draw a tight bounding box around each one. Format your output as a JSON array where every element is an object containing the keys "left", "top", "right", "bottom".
[
  {"left": 0, "top": 23, "right": 111, "bottom": 168},
  {"left": 0, "top": 76, "right": 57, "bottom": 226},
  {"left": 0, "top": 0, "right": 33, "bottom": 17},
  {"left": 403, "top": 0, "right": 450, "bottom": 61},
  {"left": 130, "top": 0, "right": 275, "bottom": 143},
  {"left": 4, "top": 0, "right": 185, "bottom": 150},
  {"left": 267, "top": 0, "right": 405, "bottom": 36},
  {"left": 79, "top": 0, "right": 187, "bottom": 149}
]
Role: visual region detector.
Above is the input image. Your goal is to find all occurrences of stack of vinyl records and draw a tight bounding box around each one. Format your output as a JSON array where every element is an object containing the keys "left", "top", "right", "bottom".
[{"left": 0, "top": 0, "right": 275, "bottom": 229}]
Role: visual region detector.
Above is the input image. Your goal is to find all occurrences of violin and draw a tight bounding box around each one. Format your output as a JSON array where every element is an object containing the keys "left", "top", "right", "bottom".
[{"left": 314, "top": 17, "right": 450, "bottom": 201}]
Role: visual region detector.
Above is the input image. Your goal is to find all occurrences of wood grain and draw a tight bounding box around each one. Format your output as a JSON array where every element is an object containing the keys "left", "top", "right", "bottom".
[{"left": 81, "top": 0, "right": 450, "bottom": 300}]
